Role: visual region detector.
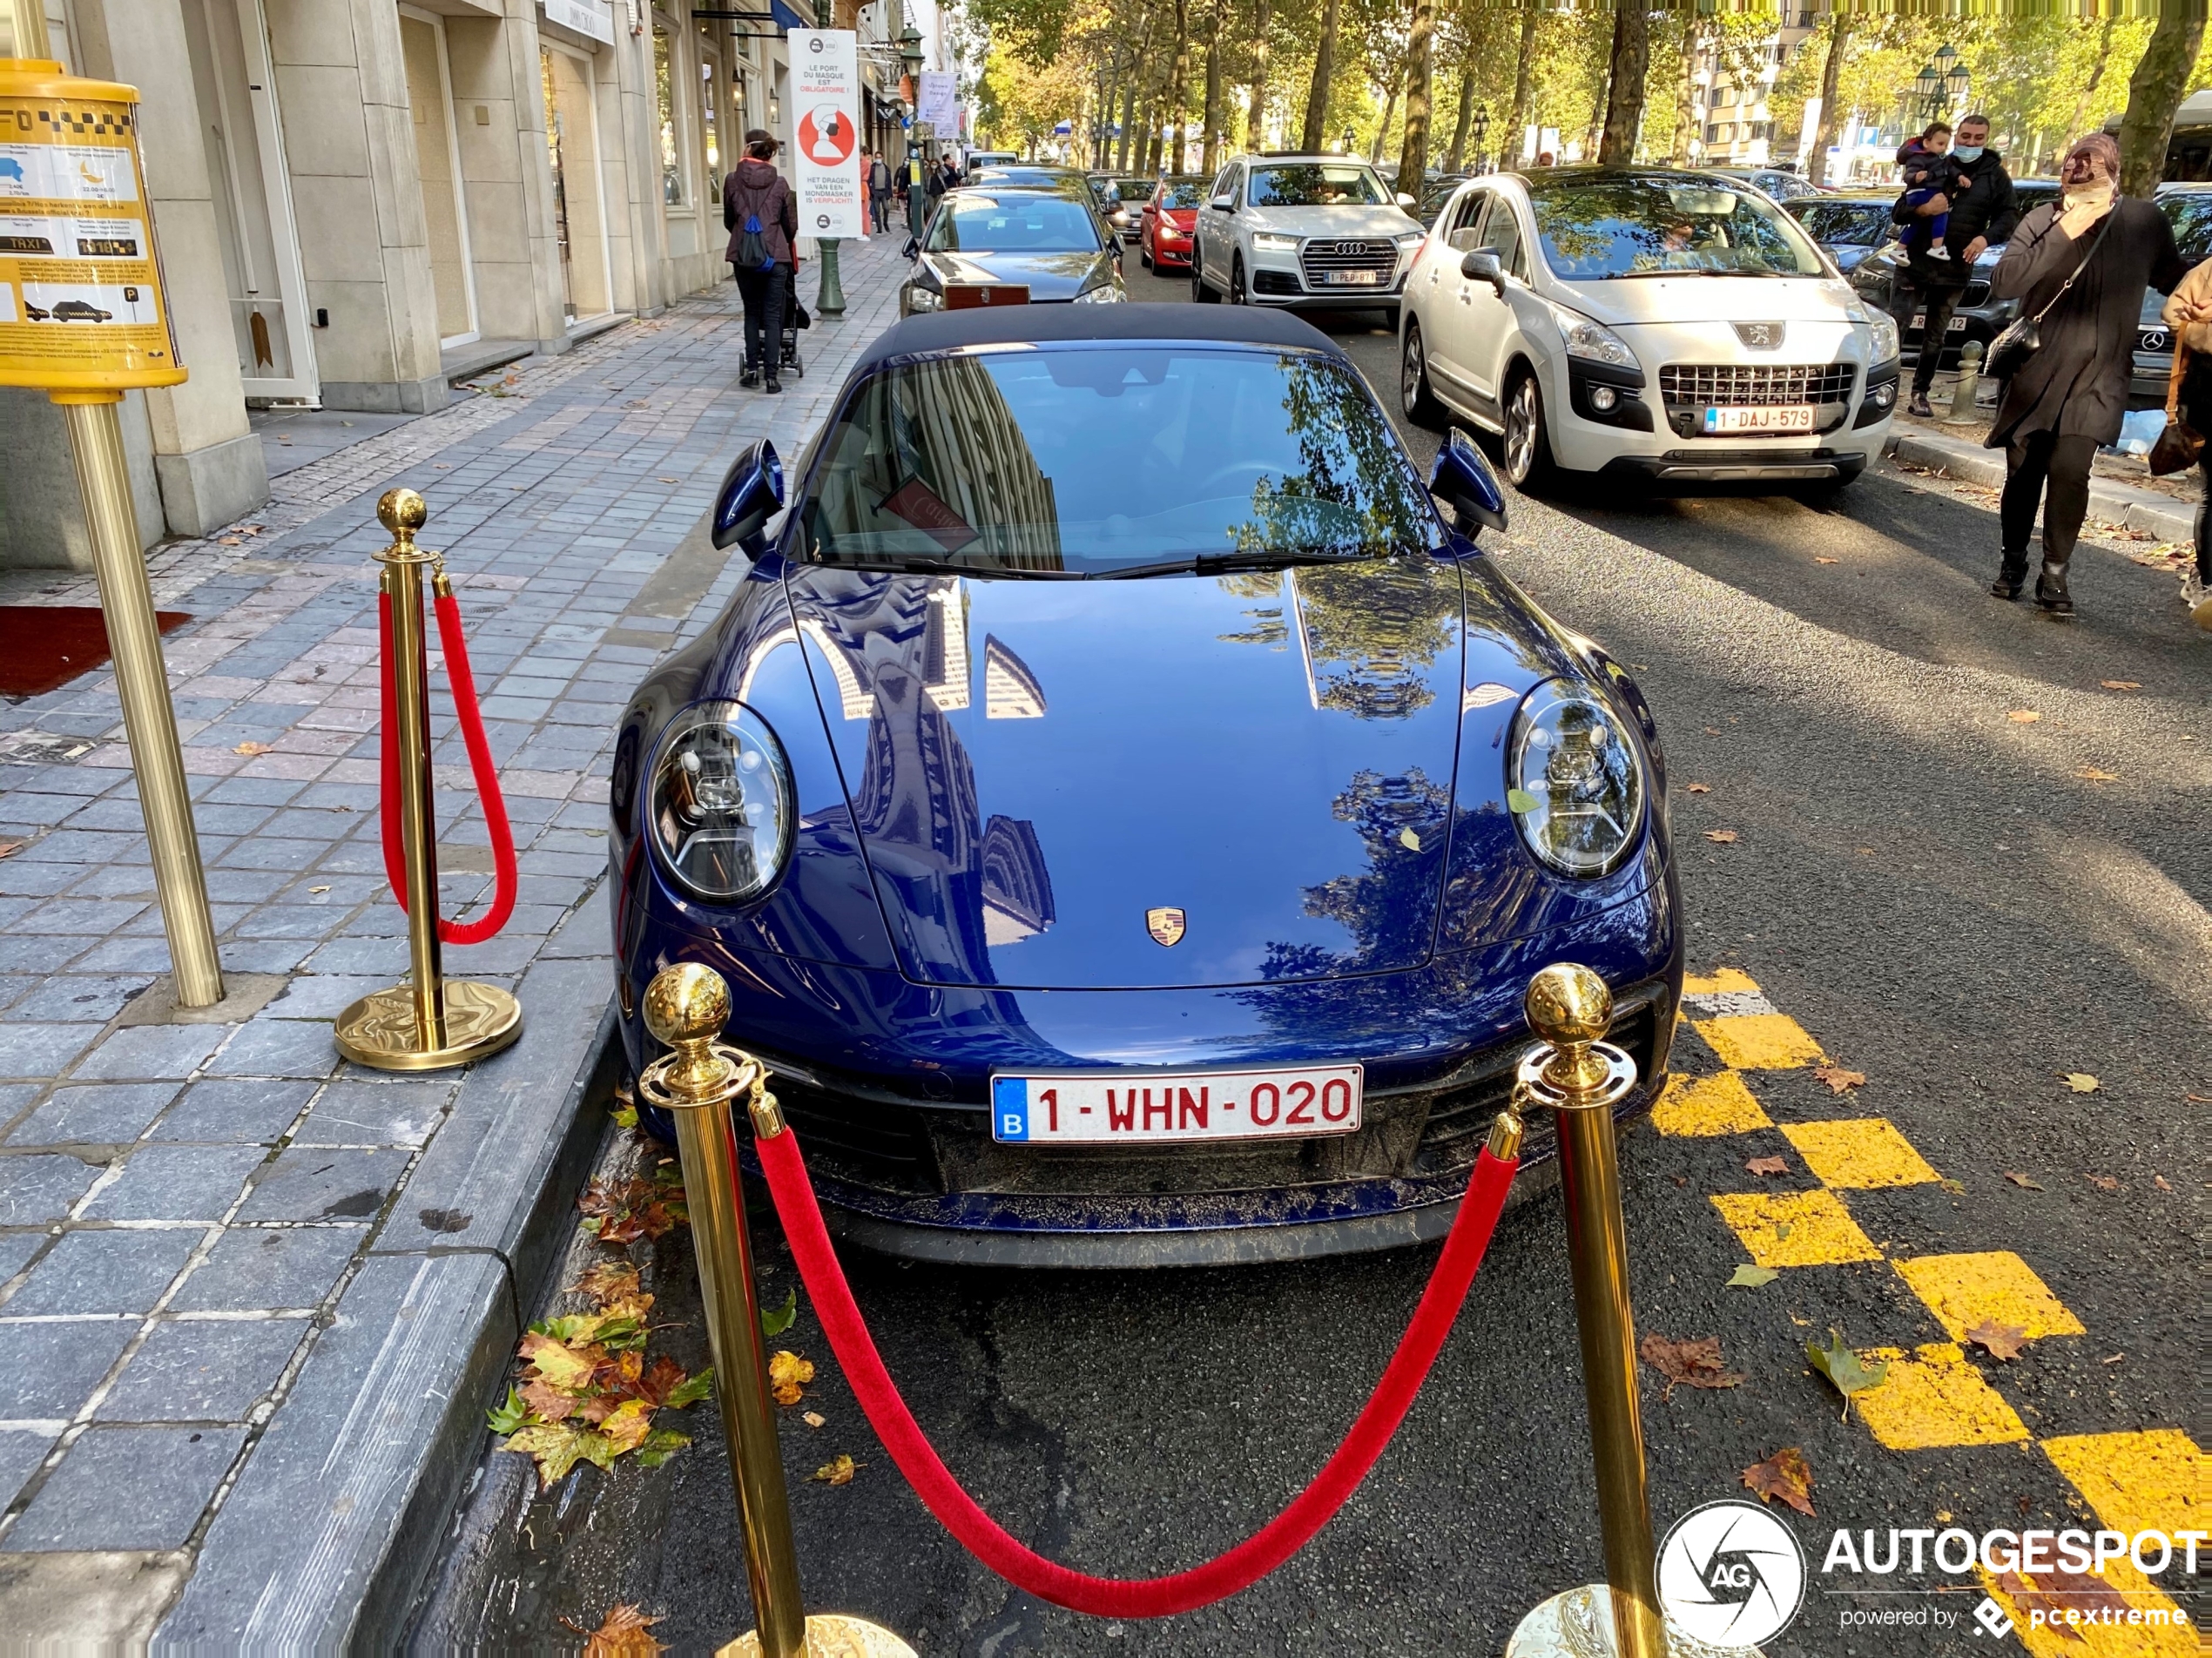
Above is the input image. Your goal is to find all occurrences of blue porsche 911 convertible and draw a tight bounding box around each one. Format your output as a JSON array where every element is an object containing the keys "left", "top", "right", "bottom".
[{"left": 607, "top": 305, "right": 1680, "bottom": 1266}]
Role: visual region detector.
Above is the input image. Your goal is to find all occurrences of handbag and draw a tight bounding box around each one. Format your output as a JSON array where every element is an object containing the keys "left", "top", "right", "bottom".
[
  {"left": 2148, "top": 340, "right": 2204, "bottom": 475},
  {"left": 1985, "top": 208, "right": 2111, "bottom": 381}
]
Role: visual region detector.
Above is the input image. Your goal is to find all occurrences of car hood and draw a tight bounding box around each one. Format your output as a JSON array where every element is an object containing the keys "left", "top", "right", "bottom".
[
  {"left": 781, "top": 556, "right": 1473, "bottom": 991},
  {"left": 1557, "top": 274, "right": 1869, "bottom": 328},
  {"left": 920, "top": 250, "right": 1109, "bottom": 299},
  {"left": 1244, "top": 204, "right": 1420, "bottom": 239}
]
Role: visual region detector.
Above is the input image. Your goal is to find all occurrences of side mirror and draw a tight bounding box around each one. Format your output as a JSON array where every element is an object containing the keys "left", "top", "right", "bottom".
[
  {"left": 711, "top": 438, "right": 785, "bottom": 552},
  {"left": 902, "top": 236, "right": 920, "bottom": 259},
  {"left": 1429, "top": 428, "right": 1507, "bottom": 536},
  {"left": 1211, "top": 196, "right": 1234, "bottom": 212},
  {"left": 1460, "top": 248, "right": 1506, "bottom": 296},
  {"left": 1397, "top": 191, "right": 1419, "bottom": 210}
]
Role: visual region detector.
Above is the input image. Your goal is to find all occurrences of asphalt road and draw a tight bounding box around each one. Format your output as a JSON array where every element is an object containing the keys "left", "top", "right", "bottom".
[{"left": 415, "top": 261, "right": 2209, "bottom": 1656}]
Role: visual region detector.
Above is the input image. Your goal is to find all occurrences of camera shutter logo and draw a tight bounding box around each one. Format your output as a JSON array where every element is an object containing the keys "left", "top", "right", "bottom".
[{"left": 1656, "top": 1500, "right": 1807, "bottom": 1647}]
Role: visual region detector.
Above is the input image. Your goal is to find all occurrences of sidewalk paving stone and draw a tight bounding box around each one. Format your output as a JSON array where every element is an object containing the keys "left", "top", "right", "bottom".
[{"left": 0, "top": 238, "right": 909, "bottom": 1640}]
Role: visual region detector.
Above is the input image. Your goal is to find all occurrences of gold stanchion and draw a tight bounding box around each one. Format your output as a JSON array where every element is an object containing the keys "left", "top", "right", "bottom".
[
  {"left": 638, "top": 964, "right": 914, "bottom": 1658},
  {"left": 332, "top": 490, "right": 521, "bottom": 1070},
  {"left": 1506, "top": 964, "right": 1723, "bottom": 1658}
]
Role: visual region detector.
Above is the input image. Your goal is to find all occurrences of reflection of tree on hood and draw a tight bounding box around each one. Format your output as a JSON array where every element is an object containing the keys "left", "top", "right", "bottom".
[
  {"left": 1258, "top": 766, "right": 1451, "bottom": 982},
  {"left": 1230, "top": 357, "right": 1431, "bottom": 563},
  {"left": 1217, "top": 561, "right": 1457, "bottom": 720}
]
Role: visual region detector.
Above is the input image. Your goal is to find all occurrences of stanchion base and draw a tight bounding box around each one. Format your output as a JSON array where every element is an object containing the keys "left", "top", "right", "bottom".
[
  {"left": 1506, "top": 1585, "right": 1762, "bottom": 1658},
  {"left": 334, "top": 980, "right": 523, "bottom": 1071},
  {"left": 718, "top": 1613, "right": 916, "bottom": 1658}
]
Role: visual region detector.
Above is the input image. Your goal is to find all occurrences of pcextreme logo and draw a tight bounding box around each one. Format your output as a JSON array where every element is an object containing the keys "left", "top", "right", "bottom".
[{"left": 1656, "top": 1500, "right": 1808, "bottom": 1648}]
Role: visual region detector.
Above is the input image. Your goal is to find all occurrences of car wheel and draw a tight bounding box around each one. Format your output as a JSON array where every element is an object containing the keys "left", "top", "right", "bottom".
[
  {"left": 1142, "top": 242, "right": 1153, "bottom": 270},
  {"left": 1231, "top": 254, "right": 1247, "bottom": 305},
  {"left": 1192, "top": 254, "right": 1217, "bottom": 303},
  {"left": 1502, "top": 367, "right": 1556, "bottom": 492},
  {"left": 1401, "top": 320, "right": 1442, "bottom": 427}
]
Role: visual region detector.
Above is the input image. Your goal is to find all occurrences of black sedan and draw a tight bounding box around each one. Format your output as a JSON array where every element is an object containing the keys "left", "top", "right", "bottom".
[
  {"left": 1784, "top": 192, "right": 1898, "bottom": 273},
  {"left": 1846, "top": 179, "right": 2061, "bottom": 371},
  {"left": 2130, "top": 184, "right": 2212, "bottom": 402},
  {"left": 900, "top": 188, "right": 1127, "bottom": 316}
]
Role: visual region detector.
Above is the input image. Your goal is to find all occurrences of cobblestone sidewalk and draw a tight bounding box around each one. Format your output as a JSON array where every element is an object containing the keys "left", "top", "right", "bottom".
[{"left": 0, "top": 239, "right": 907, "bottom": 1648}]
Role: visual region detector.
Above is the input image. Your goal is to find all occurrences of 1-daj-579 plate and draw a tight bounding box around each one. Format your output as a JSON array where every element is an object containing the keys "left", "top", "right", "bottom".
[
  {"left": 1703, "top": 404, "right": 1815, "bottom": 434},
  {"left": 990, "top": 1063, "right": 1364, "bottom": 1144}
]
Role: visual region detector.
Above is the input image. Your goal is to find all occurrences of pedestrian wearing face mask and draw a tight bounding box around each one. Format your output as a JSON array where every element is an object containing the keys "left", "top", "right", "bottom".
[
  {"left": 1893, "top": 114, "right": 2019, "bottom": 418},
  {"left": 1985, "top": 133, "right": 2184, "bottom": 617}
]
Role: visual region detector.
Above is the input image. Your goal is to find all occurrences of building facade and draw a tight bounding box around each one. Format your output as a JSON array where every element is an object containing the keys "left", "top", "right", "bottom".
[{"left": 2, "top": 0, "right": 925, "bottom": 570}]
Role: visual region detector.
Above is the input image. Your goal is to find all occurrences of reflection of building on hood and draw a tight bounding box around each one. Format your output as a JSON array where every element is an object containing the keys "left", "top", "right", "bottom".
[
  {"left": 980, "top": 814, "right": 1055, "bottom": 943},
  {"left": 891, "top": 354, "right": 1064, "bottom": 570}
]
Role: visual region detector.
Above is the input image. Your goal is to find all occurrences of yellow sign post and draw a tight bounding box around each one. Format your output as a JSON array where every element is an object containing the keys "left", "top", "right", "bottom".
[{"left": 1, "top": 11, "right": 222, "bottom": 1008}]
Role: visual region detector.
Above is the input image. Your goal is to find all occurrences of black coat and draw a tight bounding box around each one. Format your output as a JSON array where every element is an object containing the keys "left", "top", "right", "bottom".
[
  {"left": 1892, "top": 150, "right": 2021, "bottom": 285},
  {"left": 1986, "top": 197, "right": 2185, "bottom": 449}
]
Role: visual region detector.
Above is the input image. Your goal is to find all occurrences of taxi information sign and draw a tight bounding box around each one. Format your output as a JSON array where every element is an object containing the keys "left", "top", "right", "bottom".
[{"left": 0, "top": 64, "right": 184, "bottom": 392}]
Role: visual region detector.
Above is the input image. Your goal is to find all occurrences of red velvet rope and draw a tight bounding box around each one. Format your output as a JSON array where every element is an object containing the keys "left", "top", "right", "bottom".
[
  {"left": 376, "top": 585, "right": 518, "bottom": 945},
  {"left": 758, "top": 1127, "right": 1520, "bottom": 1618}
]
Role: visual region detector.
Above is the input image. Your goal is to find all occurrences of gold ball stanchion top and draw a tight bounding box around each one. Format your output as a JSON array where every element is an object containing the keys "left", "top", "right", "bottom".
[
  {"left": 638, "top": 962, "right": 752, "bottom": 1110},
  {"left": 377, "top": 487, "right": 428, "bottom": 536},
  {"left": 1525, "top": 962, "right": 1620, "bottom": 1097},
  {"left": 644, "top": 961, "right": 733, "bottom": 1047}
]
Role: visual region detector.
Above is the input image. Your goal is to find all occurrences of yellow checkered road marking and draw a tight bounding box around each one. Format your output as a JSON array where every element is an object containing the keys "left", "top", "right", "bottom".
[{"left": 1658, "top": 968, "right": 2197, "bottom": 1650}]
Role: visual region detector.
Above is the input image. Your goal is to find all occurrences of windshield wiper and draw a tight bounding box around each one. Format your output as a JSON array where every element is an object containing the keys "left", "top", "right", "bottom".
[
  {"left": 1094, "top": 549, "right": 1380, "bottom": 580},
  {"left": 1601, "top": 266, "right": 1783, "bottom": 279},
  {"left": 810, "top": 556, "right": 1088, "bottom": 579}
]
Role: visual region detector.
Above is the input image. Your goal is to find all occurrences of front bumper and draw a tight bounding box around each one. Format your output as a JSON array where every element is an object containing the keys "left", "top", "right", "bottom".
[
  {"left": 618, "top": 884, "right": 1681, "bottom": 1266},
  {"left": 1595, "top": 447, "right": 1873, "bottom": 484}
]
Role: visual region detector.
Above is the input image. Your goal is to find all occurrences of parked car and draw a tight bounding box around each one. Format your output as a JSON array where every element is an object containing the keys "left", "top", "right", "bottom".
[
  {"left": 1845, "top": 179, "right": 2061, "bottom": 371},
  {"left": 1190, "top": 153, "right": 1425, "bottom": 316},
  {"left": 51, "top": 299, "right": 113, "bottom": 321},
  {"left": 1708, "top": 167, "right": 1823, "bottom": 203},
  {"left": 900, "top": 186, "right": 1125, "bottom": 315},
  {"left": 2130, "top": 183, "right": 2212, "bottom": 402},
  {"left": 611, "top": 302, "right": 1680, "bottom": 1264},
  {"left": 1098, "top": 176, "right": 1157, "bottom": 242},
  {"left": 1418, "top": 172, "right": 1472, "bottom": 226},
  {"left": 964, "top": 150, "right": 1020, "bottom": 176},
  {"left": 1139, "top": 176, "right": 1207, "bottom": 271},
  {"left": 1783, "top": 192, "right": 1896, "bottom": 273},
  {"left": 1399, "top": 167, "right": 1900, "bottom": 489},
  {"left": 969, "top": 165, "right": 1090, "bottom": 194}
]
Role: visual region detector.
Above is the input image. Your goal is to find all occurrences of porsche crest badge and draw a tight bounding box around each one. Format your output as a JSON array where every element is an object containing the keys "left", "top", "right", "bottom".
[{"left": 1145, "top": 907, "right": 1186, "bottom": 947}]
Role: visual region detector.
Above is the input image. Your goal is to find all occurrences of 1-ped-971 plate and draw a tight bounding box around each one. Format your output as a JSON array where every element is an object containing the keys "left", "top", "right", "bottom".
[{"left": 989, "top": 1064, "right": 1364, "bottom": 1144}]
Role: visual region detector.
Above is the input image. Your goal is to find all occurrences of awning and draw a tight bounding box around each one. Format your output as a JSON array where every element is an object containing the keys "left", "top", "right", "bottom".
[{"left": 768, "top": 0, "right": 808, "bottom": 30}]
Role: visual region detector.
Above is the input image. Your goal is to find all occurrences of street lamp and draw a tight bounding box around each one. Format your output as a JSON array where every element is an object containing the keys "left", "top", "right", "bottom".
[
  {"left": 900, "top": 23, "right": 926, "bottom": 237},
  {"left": 1916, "top": 43, "right": 1963, "bottom": 123},
  {"left": 1341, "top": 126, "right": 1354, "bottom": 156},
  {"left": 1473, "top": 104, "right": 1490, "bottom": 172}
]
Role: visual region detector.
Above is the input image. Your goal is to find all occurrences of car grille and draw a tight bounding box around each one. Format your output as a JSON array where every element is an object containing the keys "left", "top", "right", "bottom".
[
  {"left": 1658, "top": 363, "right": 1858, "bottom": 408},
  {"left": 2140, "top": 325, "right": 2174, "bottom": 354},
  {"left": 1298, "top": 239, "right": 1399, "bottom": 287},
  {"left": 1411, "top": 996, "right": 1663, "bottom": 1175},
  {"left": 1962, "top": 280, "right": 1991, "bottom": 307},
  {"left": 771, "top": 1075, "right": 941, "bottom": 1195}
]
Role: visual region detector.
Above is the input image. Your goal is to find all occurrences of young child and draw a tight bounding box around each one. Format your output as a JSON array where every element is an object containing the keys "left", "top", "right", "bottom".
[{"left": 1895, "top": 125, "right": 1961, "bottom": 262}]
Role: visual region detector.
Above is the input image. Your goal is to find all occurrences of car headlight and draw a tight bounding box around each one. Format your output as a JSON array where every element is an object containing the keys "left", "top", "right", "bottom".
[
  {"left": 1252, "top": 232, "right": 1300, "bottom": 253},
  {"left": 1394, "top": 230, "right": 1425, "bottom": 246},
  {"left": 906, "top": 285, "right": 943, "bottom": 312},
  {"left": 1074, "top": 282, "right": 1125, "bottom": 303},
  {"left": 647, "top": 702, "right": 793, "bottom": 904},
  {"left": 1505, "top": 678, "right": 1646, "bottom": 878},
  {"left": 1865, "top": 309, "right": 1899, "bottom": 364},
  {"left": 1549, "top": 307, "right": 1639, "bottom": 371}
]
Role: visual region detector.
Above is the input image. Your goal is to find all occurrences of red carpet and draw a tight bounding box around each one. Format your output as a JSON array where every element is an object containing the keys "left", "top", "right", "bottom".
[{"left": 0, "top": 606, "right": 191, "bottom": 698}]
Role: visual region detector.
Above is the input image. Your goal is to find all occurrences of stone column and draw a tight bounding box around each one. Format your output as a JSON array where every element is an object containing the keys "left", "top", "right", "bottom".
[{"left": 442, "top": 0, "right": 570, "bottom": 354}]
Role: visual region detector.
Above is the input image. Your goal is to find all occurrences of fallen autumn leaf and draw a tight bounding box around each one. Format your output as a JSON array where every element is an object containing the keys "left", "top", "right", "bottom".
[
  {"left": 2077, "top": 767, "right": 2121, "bottom": 783},
  {"left": 1805, "top": 1329, "right": 1887, "bottom": 1419},
  {"left": 1741, "top": 1446, "right": 1816, "bottom": 1516},
  {"left": 1727, "top": 1264, "right": 1780, "bottom": 1289},
  {"left": 803, "top": 1411, "right": 826, "bottom": 1429},
  {"left": 1812, "top": 1065, "right": 1865, "bottom": 1095},
  {"left": 1965, "top": 1320, "right": 2028, "bottom": 1361},
  {"left": 2099, "top": 680, "right": 2141, "bottom": 691},
  {"left": 1684, "top": 782, "right": 1710, "bottom": 793},
  {"left": 768, "top": 1350, "right": 815, "bottom": 1405},
  {"left": 1744, "top": 1156, "right": 1789, "bottom": 1177},
  {"left": 812, "top": 1454, "right": 859, "bottom": 1486},
  {"left": 563, "top": 1602, "right": 666, "bottom": 1657},
  {"left": 233, "top": 741, "right": 273, "bottom": 757},
  {"left": 2085, "top": 1174, "right": 2119, "bottom": 1191},
  {"left": 1638, "top": 1334, "right": 1745, "bottom": 1398},
  {"left": 2003, "top": 1170, "right": 2045, "bottom": 1190},
  {"left": 2007, "top": 710, "right": 2041, "bottom": 724},
  {"left": 2063, "top": 1074, "right": 2099, "bottom": 1094},
  {"left": 1703, "top": 829, "right": 1739, "bottom": 844}
]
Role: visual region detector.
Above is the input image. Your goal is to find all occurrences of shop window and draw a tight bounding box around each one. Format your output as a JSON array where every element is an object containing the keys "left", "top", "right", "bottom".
[{"left": 655, "top": 25, "right": 687, "bottom": 206}]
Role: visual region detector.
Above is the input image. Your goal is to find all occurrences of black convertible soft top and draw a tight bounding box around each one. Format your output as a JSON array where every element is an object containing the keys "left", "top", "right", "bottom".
[{"left": 848, "top": 303, "right": 1350, "bottom": 380}]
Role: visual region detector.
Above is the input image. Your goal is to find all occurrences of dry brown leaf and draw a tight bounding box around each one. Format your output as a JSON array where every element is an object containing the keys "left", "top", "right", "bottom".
[
  {"left": 1741, "top": 1446, "right": 1815, "bottom": 1516},
  {"left": 2085, "top": 1174, "right": 2119, "bottom": 1191},
  {"left": 574, "top": 1260, "right": 643, "bottom": 1306},
  {"left": 1744, "top": 1155, "right": 1790, "bottom": 1177},
  {"left": 2063, "top": 1073, "right": 2098, "bottom": 1094},
  {"left": 0, "top": 839, "right": 24, "bottom": 860},
  {"left": 1997, "top": 1567, "right": 2133, "bottom": 1635},
  {"left": 2007, "top": 710, "right": 2041, "bottom": 724},
  {"left": 2100, "top": 680, "right": 2141, "bottom": 691},
  {"left": 1684, "top": 782, "right": 1710, "bottom": 793},
  {"left": 1703, "top": 829, "right": 1739, "bottom": 844},
  {"left": 233, "top": 740, "right": 273, "bottom": 757},
  {"left": 521, "top": 1378, "right": 580, "bottom": 1422},
  {"left": 1815, "top": 556, "right": 1839, "bottom": 565},
  {"left": 2003, "top": 1170, "right": 2044, "bottom": 1190},
  {"left": 768, "top": 1350, "right": 815, "bottom": 1406},
  {"left": 802, "top": 1410, "right": 826, "bottom": 1429},
  {"left": 1638, "top": 1334, "right": 1744, "bottom": 1398},
  {"left": 2154, "top": 1175, "right": 2172, "bottom": 1191},
  {"left": 563, "top": 1602, "right": 666, "bottom": 1657},
  {"left": 1812, "top": 1064, "right": 1865, "bottom": 1095},
  {"left": 2077, "top": 767, "right": 2121, "bottom": 783},
  {"left": 1965, "top": 1320, "right": 2028, "bottom": 1362},
  {"left": 811, "top": 1453, "right": 859, "bottom": 1486}
]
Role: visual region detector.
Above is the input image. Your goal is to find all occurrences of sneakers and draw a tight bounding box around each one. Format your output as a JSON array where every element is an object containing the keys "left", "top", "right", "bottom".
[
  {"left": 764, "top": 378, "right": 783, "bottom": 395},
  {"left": 2185, "top": 568, "right": 2212, "bottom": 630},
  {"left": 739, "top": 367, "right": 761, "bottom": 388},
  {"left": 1907, "top": 391, "right": 1934, "bottom": 419}
]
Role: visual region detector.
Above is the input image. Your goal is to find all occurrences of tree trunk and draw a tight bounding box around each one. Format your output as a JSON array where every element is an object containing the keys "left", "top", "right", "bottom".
[
  {"left": 1808, "top": 13, "right": 1851, "bottom": 186},
  {"left": 1169, "top": 0, "right": 1191, "bottom": 174},
  {"left": 1245, "top": 0, "right": 1271, "bottom": 149},
  {"left": 1444, "top": 61, "right": 1475, "bottom": 172},
  {"left": 1503, "top": 5, "right": 1539, "bottom": 169},
  {"left": 1671, "top": 16, "right": 1700, "bottom": 165},
  {"left": 1301, "top": 0, "right": 1339, "bottom": 153},
  {"left": 1596, "top": 1, "right": 1647, "bottom": 166},
  {"left": 1119, "top": 74, "right": 1139, "bottom": 170},
  {"left": 2120, "top": 9, "right": 2203, "bottom": 199},
  {"left": 1370, "top": 80, "right": 1398, "bottom": 163},
  {"left": 2065, "top": 17, "right": 2117, "bottom": 153},
  {"left": 1584, "top": 56, "right": 1611, "bottom": 162},
  {"left": 1202, "top": 0, "right": 1225, "bottom": 172},
  {"left": 1395, "top": 0, "right": 1435, "bottom": 188}
]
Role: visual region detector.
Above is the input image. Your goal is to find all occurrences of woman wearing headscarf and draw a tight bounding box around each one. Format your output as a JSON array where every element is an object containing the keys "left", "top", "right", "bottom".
[
  {"left": 2160, "top": 254, "right": 2212, "bottom": 627},
  {"left": 1985, "top": 132, "right": 2185, "bottom": 617}
]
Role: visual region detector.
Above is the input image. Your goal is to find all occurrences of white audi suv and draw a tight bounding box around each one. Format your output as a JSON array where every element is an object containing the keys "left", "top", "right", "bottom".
[{"left": 1190, "top": 154, "right": 1425, "bottom": 317}]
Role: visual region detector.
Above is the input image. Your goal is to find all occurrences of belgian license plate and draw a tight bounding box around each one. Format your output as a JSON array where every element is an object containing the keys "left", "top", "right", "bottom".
[
  {"left": 1323, "top": 269, "right": 1380, "bottom": 286},
  {"left": 1909, "top": 313, "right": 1967, "bottom": 332},
  {"left": 1703, "top": 406, "right": 1815, "bottom": 435},
  {"left": 990, "top": 1064, "right": 1364, "bottom": 1144}
]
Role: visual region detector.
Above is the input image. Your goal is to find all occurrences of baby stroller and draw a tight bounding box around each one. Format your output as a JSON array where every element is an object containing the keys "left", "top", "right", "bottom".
[{"left": 779, "top": 263, "right": 808, "bottom": 381}]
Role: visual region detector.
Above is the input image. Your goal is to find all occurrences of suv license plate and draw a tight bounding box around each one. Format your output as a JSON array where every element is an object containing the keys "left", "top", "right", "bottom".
[
  {"left": 991, "top": 1065, "right": 1363, "bottom": 1144},
  {"left": 1323, "top": 269, "right": 1381, "bottom": 286},
  {"left": 1703, "top": 406, "right": 1816, "bottom": 435}
]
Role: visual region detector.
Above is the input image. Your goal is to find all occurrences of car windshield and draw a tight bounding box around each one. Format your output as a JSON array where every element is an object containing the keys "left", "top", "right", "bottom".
[
  {"left": 2161, "top": 192, "right": 2212, "bottom": 259},
  {"left": 927, "top": 195, "right": 1100, "bottom": 253},
  {"left": 1157, "top": 181, "right": 1204, "bottom": 208},
  {"left": 1247, "top": 164, "right": 1387, "bottom": 207},
  {"left": 798, "top": 347, "right": 1440, "bottom": 575},
  {"left": 1528, "top": 175, "right": 1828, "bottom": 278},
  {"left": 1793, "top": 202, "right": 1890, "bottom": 246},
  {"left": 1114, "top": 179, "right": 1155, "bottom": 202}
]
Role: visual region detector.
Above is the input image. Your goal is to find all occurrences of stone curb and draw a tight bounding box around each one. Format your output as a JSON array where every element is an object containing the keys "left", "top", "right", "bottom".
[{"left": 1884, "top": 426, "right": 2197, "bottom": 543}]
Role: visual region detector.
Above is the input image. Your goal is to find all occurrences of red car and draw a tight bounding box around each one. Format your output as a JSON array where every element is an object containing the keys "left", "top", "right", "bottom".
[{"left": 1140, "top": 176, "right": 1208, "bottom": 273}]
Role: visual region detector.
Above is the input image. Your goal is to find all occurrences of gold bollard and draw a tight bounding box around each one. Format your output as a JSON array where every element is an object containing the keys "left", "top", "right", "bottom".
[
  {"left": 638, "top": 964, "right": 914, "bottom": 1658},
  {"left": 333, "top": 490, "right": 522, "bottom": 1070},
  {"left": 1505, "top": 964, "right": 1703, "bottom": 1658}
]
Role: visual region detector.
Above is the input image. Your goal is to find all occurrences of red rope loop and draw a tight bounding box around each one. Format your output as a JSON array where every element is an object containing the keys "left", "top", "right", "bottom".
[
  {"left": 757, "top": 1128, "right": 1520, "bottom": 1619},
  {"left": 376, "top": 583, "right": 518, "bottom": 945}
]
